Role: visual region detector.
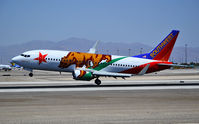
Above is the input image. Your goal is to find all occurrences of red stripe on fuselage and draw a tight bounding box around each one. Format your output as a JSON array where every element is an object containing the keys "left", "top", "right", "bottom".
[{"left": 120, "top": 61, "right": 172, "bottom": 74}]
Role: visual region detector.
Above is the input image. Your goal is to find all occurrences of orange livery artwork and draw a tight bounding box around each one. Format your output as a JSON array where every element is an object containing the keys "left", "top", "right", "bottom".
[{"left": 58, "top": 52, "right": 112, "bottom": 68}]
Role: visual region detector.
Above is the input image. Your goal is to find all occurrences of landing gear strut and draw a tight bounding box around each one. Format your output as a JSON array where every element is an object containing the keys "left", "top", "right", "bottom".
[
  {"left": 95, "top": 78, "right": 101, "bottom": 85},
  {"left": 29, "top": 72, "right": 33, "bottom": 77}
]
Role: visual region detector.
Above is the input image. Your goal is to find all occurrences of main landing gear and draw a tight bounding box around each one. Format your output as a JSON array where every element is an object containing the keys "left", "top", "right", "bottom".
[{"left": 95, "top": 78, "right": 101, "bottom": 85}]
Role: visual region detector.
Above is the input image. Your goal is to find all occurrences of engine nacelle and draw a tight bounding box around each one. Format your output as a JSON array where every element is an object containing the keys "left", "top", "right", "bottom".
[{"left": 72, "top": 70, "right": 94, "bottom": 81}]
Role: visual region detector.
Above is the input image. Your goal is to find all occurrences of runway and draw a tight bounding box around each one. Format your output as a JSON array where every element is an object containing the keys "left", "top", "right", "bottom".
[
  {"left": 0, "top": 69, "right": 199, "bottom": 123},
  {"left": 0, "top": 81, "right": 199, "bottom": 92},
  {"left": 1, "top": 88, "right": 199, "bottom": 124}
]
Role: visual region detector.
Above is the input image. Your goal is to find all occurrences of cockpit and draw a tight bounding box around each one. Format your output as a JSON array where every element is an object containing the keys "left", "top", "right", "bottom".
[{"left": 21, "top": 54, "right": 30, "bottom": 57}]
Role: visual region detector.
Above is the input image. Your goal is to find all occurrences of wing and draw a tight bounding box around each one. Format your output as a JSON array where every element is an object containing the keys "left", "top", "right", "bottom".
[
  {"left": 76, "top": 67, "right": 132, "bottom": 78},
  {"left": 76, "top": 64, "right": 150, "bottom": 78}
]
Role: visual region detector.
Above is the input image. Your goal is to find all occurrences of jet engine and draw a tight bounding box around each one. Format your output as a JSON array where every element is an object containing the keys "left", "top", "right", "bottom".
[{"left": 72, "top": 70, "right": 94, "bottom": 81}]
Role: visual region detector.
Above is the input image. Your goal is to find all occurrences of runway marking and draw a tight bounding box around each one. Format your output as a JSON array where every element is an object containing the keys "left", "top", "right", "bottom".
[{"left": 0, "top": 85, "right": 199, "bottom": 92}]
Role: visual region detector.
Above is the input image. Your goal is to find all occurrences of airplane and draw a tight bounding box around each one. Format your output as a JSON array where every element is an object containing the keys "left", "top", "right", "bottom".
[
  {"left": 12, "top": 30, "right": 180, "bottom": 85},
  {"left": 0, "top": 64, "right": 12, "bottom": 71}
]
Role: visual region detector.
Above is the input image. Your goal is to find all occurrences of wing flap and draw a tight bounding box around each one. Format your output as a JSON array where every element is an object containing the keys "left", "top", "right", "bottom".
[{"left": 93, "top": 71, "right": 132, "bottom": 77}]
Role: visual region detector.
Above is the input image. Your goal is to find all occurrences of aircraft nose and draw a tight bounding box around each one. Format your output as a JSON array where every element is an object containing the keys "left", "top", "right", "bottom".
[{"left": 11, "top": 56, "right": 21, "bottom": 64}]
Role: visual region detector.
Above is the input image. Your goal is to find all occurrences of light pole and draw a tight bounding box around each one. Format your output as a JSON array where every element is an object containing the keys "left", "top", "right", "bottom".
[
  {"left": 140, "top": 48, "right": 143, "bottom": 54},
  {"left": 185, "top": 44, "right": 188, "bottom": 64},
  {"left": 128, "top": 48, "right": 131, "bottom": 56}
]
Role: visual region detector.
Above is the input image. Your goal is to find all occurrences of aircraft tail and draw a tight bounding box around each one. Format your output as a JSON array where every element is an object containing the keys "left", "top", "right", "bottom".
[{"left": 133, "top": 30, "right": 179, "bottom": 61}]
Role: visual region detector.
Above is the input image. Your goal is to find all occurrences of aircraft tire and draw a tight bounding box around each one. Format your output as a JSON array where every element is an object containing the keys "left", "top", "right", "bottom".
[{"left": 29, "top": 73, "right": 33, "bottom": 77}]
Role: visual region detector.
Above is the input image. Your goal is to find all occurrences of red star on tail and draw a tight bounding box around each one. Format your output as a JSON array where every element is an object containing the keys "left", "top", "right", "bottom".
[{"left": 34, "top": 52, "right": 48, "bottom": 65}]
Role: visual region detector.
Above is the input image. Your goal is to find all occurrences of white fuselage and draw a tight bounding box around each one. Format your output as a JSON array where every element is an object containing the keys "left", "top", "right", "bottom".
[{"left": 12, "top": 50, "right": 157, "bottom": 74}]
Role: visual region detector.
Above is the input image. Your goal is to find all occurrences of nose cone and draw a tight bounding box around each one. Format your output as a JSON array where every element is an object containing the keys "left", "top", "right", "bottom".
[{"left": 11, "top": 56, "right": 21, "bottom": 64}]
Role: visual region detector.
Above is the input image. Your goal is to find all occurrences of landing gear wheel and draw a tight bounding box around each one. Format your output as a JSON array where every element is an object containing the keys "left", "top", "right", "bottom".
[
  {"left": 29, "top": 73, "right": 33, "bottom": 77},
  {"left": 95, "top": 79, "right": 101, "bottom": 85}
]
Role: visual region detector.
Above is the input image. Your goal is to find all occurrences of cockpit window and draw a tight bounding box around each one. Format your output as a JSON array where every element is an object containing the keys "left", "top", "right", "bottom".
[{"left": 21, "top": 54, "right": 30, "bottom": 57}]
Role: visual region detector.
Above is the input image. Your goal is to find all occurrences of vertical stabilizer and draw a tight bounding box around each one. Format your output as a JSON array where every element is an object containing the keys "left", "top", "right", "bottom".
[{"left": 133, "top": 30, "right": 179, "bottom": 61}]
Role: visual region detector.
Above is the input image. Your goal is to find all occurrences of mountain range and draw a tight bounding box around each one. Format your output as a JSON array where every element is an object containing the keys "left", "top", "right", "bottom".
[{"left": 0, "top": 37, "right": 198, "bottom": 64}]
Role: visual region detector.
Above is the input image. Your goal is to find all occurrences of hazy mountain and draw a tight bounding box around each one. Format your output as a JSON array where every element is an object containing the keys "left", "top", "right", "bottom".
[{"left": 0, "top": 37, "right": 198, "bottom": 64}]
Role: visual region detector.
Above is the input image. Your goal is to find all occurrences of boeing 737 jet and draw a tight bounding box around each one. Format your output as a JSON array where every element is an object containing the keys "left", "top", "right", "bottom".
[{"left": 12, "top": 30, "right": 180, "bottom": 85}]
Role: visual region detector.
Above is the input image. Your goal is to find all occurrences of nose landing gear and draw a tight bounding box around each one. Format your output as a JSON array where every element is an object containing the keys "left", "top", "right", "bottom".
[
  {"left": 95, "top": 78, "right": 101, "bottom": 85},
  {"left": 28, "top": 70, "right": 33, "bottom": 77},
  {"left": 29, "top": 72, "right": 33, "bottom": 77}
]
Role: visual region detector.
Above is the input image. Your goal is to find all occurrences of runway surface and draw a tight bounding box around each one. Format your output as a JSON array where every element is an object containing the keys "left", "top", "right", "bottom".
[
  {"left": 0, "top": 89, "right": 199, "bottom": 124},
  {"left": 0, "top": 81, "right": 199, "bottom": 93},
  {"left": 0, "top": 69, "right": 199, "bottom": 123}
]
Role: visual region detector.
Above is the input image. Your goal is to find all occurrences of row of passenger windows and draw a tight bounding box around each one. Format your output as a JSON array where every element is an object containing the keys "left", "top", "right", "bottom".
[
  {"left": 46, "top": 58, "right": 61, "bottom": 61},
  {"left": 110, "top": 63, "right": 138, "bottom": 67},
  {"left": 46, "top": 58, "right": 138, "bottom": 68}
]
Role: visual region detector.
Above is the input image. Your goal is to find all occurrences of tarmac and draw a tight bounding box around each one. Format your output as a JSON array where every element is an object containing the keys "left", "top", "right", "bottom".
[{"left": 0, "top": 69, "right": 199, "bottom": 124}]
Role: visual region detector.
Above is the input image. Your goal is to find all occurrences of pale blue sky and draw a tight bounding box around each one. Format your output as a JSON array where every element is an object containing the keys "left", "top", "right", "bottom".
[{"left": 0, "top": 0, "right": 199, "bottom": 47}]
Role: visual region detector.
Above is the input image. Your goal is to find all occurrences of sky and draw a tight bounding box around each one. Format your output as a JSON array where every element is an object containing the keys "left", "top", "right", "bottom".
[{"left": 0, "top": 0, "right": 199, "bottom": 47}]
